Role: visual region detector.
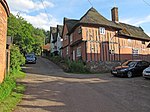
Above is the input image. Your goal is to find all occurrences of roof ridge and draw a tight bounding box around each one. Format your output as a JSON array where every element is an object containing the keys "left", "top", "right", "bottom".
[
  {"left": 80, "top": 7, "right": 101, "bottom": 21},
  {"left": 119, "top": 22, "right": 141, "bottom": 29}
]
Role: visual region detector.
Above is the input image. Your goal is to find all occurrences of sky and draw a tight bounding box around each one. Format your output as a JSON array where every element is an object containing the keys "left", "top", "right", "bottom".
[{"left": 7, "top": 0, "right": 150, "bottom": 36}]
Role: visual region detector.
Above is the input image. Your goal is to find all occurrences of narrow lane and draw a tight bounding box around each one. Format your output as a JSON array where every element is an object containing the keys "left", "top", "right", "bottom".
[{"left": 14, "top": 57, "right": 150, "bottom": 112}]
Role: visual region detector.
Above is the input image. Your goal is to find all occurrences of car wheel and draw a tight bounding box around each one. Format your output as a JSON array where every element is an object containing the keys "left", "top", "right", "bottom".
[{"left": 127, "top": 71, "right": 132, "bottom": 78}]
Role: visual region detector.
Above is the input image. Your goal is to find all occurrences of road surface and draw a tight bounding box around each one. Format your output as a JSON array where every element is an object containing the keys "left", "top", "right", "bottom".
[{"left": 14, "top": 57, "right": 150, "bottom": 112}]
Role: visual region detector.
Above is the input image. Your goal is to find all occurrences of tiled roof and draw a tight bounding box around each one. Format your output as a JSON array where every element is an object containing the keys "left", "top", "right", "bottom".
[
  {"left": 64, "top": 18, "right": 79, "bottom": 33},
  {"left": 57, "top": 25, "right": 63, "bottom": 37},
  {"left": 118, "top": 23, "right": 150, "bottom": 41},
  {"left": 63, "top": 7, "right": 150, "bottom": 41},
  {"left": 50, "top": 27, "right": 57, "bottom": 43},
  {"left": 79, "top": 7, "right": 121, "bottom": 29}
]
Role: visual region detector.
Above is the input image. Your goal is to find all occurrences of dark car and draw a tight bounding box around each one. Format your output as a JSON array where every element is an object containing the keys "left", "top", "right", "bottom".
[
  {"left": 111, "top": 60, "right": 150, "bottom": 78},
  {"left": 25, "top": 54, "right": 37, "bottom": 64}
]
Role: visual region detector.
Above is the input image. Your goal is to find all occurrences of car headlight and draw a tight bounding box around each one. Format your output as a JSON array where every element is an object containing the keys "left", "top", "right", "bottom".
[{"left": 120, "top": 69, "right": 128, "bottom": 72}]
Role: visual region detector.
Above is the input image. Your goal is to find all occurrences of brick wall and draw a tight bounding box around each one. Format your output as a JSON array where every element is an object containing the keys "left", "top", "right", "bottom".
[{"left": 0, "top": 0, "right": 9, "bottom": 83}]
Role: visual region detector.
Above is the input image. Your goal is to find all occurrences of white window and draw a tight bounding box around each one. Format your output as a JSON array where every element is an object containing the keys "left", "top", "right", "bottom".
[
  {"left": 132, "top": 49, "right": 139, "bottom": 56},
  {"left": 70, "top": 34, "right": 73, "bottom": 42},
  {"left": 61, "top": 38, "right": 63, "bottom": 41},
  {"left": 76, "top": 47, "right": 81, "bottom": 57},
  {"left": 78, "top": 27, "right": 82, "bottom": 34},
  {"left": 99, "top": 27, "right": 105, "bottom": 35},
  {"left": 66, "top": 47, "right": 69, "bottom": 55}
]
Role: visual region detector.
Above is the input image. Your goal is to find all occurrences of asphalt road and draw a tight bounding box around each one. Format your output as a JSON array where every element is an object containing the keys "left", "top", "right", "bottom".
[{"left": 14, "top": 57, "right": 150, "bottom": 112}]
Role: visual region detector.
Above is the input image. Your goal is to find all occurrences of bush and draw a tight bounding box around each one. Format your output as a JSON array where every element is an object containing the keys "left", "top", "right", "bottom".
[
  {"left": 0, "top": 71, "right": 25, "bottom": 112},
  {"left": 0, "top": 76, "right": 16, "bottom": 101},
  {"left": 10, "top": 45, "right": 25, "bottom": 72},
  {"left": 50, "top": 56, "right": 62, "bottom": 63},
  {"left": 67, "top": 60, "right": 89, "bottom": 73}
]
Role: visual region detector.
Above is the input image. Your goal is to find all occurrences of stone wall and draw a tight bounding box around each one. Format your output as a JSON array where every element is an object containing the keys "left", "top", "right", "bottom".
[{"left": 86, "top": 61, "right": 120, "bottom": 73}]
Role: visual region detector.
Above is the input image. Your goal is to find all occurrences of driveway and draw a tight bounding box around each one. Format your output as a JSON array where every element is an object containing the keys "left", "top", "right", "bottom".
[{"left": 14, "top": 57, "right": 150, "bottom": 112}]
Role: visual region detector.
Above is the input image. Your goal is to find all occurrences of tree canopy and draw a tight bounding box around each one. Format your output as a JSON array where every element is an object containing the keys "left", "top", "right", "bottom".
[{"left": 7, "top": 14, "right": 47, "bottom": 55}]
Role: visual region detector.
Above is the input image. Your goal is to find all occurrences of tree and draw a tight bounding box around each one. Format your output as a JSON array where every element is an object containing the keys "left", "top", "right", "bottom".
[{"left": 7, "top": 14, "right": 47, "bottom": 55}]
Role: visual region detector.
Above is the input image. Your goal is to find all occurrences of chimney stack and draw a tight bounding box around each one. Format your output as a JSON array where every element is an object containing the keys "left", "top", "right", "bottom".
[{"left": 111, "top": 7, "right": 119, "bottom": 22}]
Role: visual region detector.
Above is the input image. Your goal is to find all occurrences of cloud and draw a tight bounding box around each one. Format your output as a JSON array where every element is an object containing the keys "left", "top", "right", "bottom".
[
  {"left": 20, "top": 12, "right": 61, "bottom": 31},
  {"left": 7, "top": 0, "right": 54, "bottom": 13},
  {"left": 7, "top": 0, "right": 59, "bottom": 31},
  {"left": 120, "top": 15, "right": 150, "bottom": 26}
]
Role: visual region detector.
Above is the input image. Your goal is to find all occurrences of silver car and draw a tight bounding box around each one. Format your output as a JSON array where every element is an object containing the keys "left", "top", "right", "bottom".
[
  {"left": 25, "top": 54, "right": 36, "bottom": 64},
  {"left": 143, "top": 66, "right": 150, "bottom": 79}
]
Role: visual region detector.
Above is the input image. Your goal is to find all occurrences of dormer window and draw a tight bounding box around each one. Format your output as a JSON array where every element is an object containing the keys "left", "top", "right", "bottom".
[{"left": 99, "top": 27, "right": 105, "bottom": 35}]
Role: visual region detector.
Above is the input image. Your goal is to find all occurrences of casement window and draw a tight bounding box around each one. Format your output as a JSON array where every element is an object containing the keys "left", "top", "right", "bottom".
[
  {"left": 132, "top": 49, "right": 139, "bottom": 56},
  {"left": 99, "top": 27, "right": 105, "bottom": 35},
  {"left": 78, "top": 27, "right": 82, "bottom": 34},
  {"left": 66, "top": 47, "right": 69, "bottom": 55},
  {"left": 76, "top": 47, "right": 81, "bottom": 57},
  {"left": 70, "top": 34, "right": 73, "bottom": 42},
  {"left": 142, "top": 41, "right": 145, "bottom": 44}
]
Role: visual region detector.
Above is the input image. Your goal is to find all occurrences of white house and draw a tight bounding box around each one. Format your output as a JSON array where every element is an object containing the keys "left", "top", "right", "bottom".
[
  {"left": 50, "top": 27, "right": 57, "bottom": 55},
  {"left": 56, "top": 25, "right": 63, "bottom": 56}
]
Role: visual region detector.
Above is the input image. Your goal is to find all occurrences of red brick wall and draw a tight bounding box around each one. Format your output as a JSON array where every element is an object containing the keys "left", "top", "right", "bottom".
[
  {"left": 0, "top": 1, "right": 9, "bottom": 83},
  {"left": 62, "top": 24, "right": 69, "bottom": 58},
  {"left": 78, "top": 25, "right": 150, "bottom": 62}
]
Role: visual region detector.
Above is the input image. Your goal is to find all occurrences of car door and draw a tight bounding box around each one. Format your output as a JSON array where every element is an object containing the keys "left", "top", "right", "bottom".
[
  {"left": 136, "top": 61, "right": 149, "bottom": 76},
  {"left": 141, "top": 61, "right": 150, "bottom": 72},
  {"left": 134, "top": 61, "right": 143, "bottom": 76}
]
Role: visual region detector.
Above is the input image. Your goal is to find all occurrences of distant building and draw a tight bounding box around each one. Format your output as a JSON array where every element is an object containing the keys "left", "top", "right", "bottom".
[
  {"left": 0, "top": 0, "right": 10, "bottom": 83},
  {"left": 56, "top": 25, "right": 63, "bottom": 56},
  {"left": 50, "top": 27, "right": 57, "bottom": 56},
  {"left": 62, "top": 7, "right": 150, "bottom": 62}
]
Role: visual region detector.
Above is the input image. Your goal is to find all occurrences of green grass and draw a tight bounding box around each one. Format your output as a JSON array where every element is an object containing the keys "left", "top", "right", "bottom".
[{"left": 0, "top": 71, "right": 26, "bottom": 112}]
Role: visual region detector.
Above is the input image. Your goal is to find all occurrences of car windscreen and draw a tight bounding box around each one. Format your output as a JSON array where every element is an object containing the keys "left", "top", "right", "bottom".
[
  {"left": 122, "top": 61, "right": 137, "bottom": 67},
  {"left": 26, "top": 55, "right": 35, "bottom": 58}
]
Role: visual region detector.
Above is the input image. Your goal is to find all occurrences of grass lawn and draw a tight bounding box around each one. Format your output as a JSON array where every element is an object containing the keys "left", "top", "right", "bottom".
[{"left": 0, "top": 71, "right": 26, "bottom": 112}]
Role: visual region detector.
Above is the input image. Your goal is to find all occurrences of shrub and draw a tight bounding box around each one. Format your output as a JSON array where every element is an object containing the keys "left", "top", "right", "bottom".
[
  {"left": 50, "top": 56, "right": 62, "bottom": 63},
  {"left": 67, "top": 60, "right": 89, "bottom": 73},
  {"left": 0, "top": 71, "right": 26, "bottom": 112},
  {"left": 10, "top": 45, "right": 25, "bottom": 72},
  {"left": 0, "top": 76, "right": 16, "bottom": 101}
]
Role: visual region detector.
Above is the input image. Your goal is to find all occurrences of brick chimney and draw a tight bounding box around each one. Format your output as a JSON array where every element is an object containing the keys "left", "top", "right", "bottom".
[{"left": 111, "top": 7, "right": 119, "bottom": 22}]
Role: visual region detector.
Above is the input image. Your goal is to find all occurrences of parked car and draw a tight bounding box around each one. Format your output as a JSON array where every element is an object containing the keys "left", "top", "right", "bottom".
[
  {"left": 25, "top": 54, "right": 37, "bottom": 64},
  {"left": 143, "top": 66, "right": 150, "bottom": 79},
  {"left": 111, "top": 60, "right": 150, "bottom": 78}
]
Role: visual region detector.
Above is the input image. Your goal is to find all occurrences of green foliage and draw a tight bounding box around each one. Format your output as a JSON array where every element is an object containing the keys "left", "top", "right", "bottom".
[
  {"left": 0, "top": 71, "right": 25, "bottom": 112},
  {"left": 8, "top": 14, "right": 46, "bottom": 55},
  {"left": 50, "top": 56, "right": 90, "bottom": 73},
  {"left": 50, "top": 56, "right": 62, "bottom": 63},
  {"left": 67, "top": 60, "right": 89, "bottom": 73},
  {"left": 10, "top": 45, "right": 25, "bottom": 72},
  {"left": 0, "top": 76, "right": 16, "bottom": 101}
]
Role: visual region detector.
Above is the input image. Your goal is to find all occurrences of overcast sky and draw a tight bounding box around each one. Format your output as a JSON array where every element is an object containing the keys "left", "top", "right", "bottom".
[{"left": 7, "top": 0, "right": 150, "bottom": 36}]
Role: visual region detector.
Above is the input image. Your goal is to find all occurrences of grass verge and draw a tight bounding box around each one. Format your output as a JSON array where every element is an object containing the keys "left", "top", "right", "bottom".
[{"left": 0, "top": 71, "right": 26, "bottom": 112}]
